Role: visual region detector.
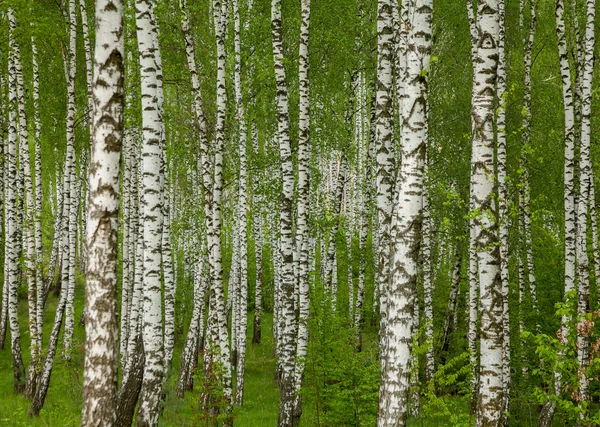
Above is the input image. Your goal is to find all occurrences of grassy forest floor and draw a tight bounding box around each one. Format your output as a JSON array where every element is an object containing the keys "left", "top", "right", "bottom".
[
  {"left": 0, "top": 279, "right": 283, "bottom": 426},
  {"left": 0, "top": 277, "right": 581, "bottom": 426}
]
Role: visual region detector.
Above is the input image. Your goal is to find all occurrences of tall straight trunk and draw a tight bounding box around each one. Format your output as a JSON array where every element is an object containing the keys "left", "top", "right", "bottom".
[
  {"left": 177, "top": 0, "right": 215, "bottom": 394},
  {"left": 422, "top": 181, "right": 434, "bottom": 382},
  {"left": 538, "top": 2, "right": 577, "bottom": 425},
  {"left": 496, "top": 0, "right": 510, "bottom": 423},
  {"left": 135, "top": 1, "right": 166, "bottom": 424},
  {"left": 440, "top": 249, "right": 462, "bottom": 362},
  {"left": 163, "top": 174, "right": 176, "bottom": 372},
  {"left": 176, "top": 257, "right": 207, "bottom": 397},
  {"left": 0, "top": 73, "right": 6, "bottom": 351},
  {"left": 5, "top": 8, "right": 26, "bottom": 394},
  {"left": 32, "top": 35, "right": 44, "bottom": 374},
  {"left": 323, "top": 157, "right": 346, "bottom": 307},
  {"left": 575, "top": 0, "right": 595, "bottom": 417},
  {"left": 13, "top": 13, "right": 39, "bottom": 398},
  {"left": 375, "top": 0, "right": 395, "bottom": 368},
  {"left": 271, "top": 0, "right": 297, "bottom": 424},
  {"left": 292, "top": 0, "right": 311, "bottom": 423},
  {"left": 520, "top": 0, "right": 539, "bottom": 329},
  {"left": 470, "top": 1, "right": 502, "bottom": 424},
  {"left": 120, "top": 128, "right": 133, "bottom": 367},
  {"left": 377, "top": 1, "right": 432, "bottom": 425},
  {"left": 81, "top": 1, "right": 125, "bottom": 423},
  {"left": 354, "top": 73, "right": 368, "bottom": 351},
  {"left": 206, "top": 0, "right": 233, "bottom": 412},
  {"left": 232, "top": 0, "right": 249, "bottom": 405},
  {"left": 62, "top": 0, "right": 78, "bottom": 361},
  {"left": 78, "top": 0, "right": 93, "bottom": 275},
  {"left": 125, "top": 140, "right": 143, "bottom": 380},
  {"left": 252, "top": 125, "right": 263, "bottom": 345}
]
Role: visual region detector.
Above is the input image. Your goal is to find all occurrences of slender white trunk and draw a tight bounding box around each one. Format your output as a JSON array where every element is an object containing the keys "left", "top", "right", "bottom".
[
  {"left": 135, "top": 1, "right": 166, "bottom": 423},
  {"left": 292, "top": 0, "right": 311, "bottom": 423},
  {"left": 13, "top": 14, "right": 39, "bottom": 397},
  {"left": 32, "top": 36, "right": 44, "bottom": 371},
  {"left": 470, "top": 1, "right": 503, "bottom": 424},
  {"left": 252, "top": 125, "right": 263, "bottom": 345},
  {"left": 232, "top": 0, "right": 249, "bottom": 405},
  {"left": 538, "top": 2, "right": 577, "bottom": 424},
  {"left": 206, "top": 0, "right": 233, "bottom": 411},
  {"left": 378, "top": 1, "right": 432, "bottom": 424},
  {"left": 422, "top": 182, "right": 434, "bottom": 382},
  {"left": 375, "top": 0, "right": 396, "bottom": 371},
  {"left": 575, "top": 0, "right": 595, "bottom": 416},
  {"left": 81, "top": 2, "right": 124, "bottom": 422},
  {"left": 6, "top": 8, "right": 26, "bottom": 393},
  {"left": 62, "top": 0, "right": 78, "bottom": 361},
  {"left": 271, "top": 1, "right": 297, "bottom": 424},
  {"left": 163, "top": 174, "right": 176, "bottom": 371},
  {"left": 496, "top": 0, "right": 511, "bottom": 421}
]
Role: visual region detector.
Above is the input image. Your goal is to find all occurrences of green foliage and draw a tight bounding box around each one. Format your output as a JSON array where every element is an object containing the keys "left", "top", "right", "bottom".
[
  {"left": 524, "top": 291, "right": 600, "bottom": 425},
  {"left": 302, "top": 280, "right": 379, "bottom": 426}
]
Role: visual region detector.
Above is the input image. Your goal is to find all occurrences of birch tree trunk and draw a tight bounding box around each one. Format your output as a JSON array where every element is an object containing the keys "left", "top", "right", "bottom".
[
  {"left": 575, "top": 0, "right": 595, "bottom": 416},
  {"left": 378, "top": 1, "right": 432, "bottom": 424},
  {"left": 292, "top": 0, "right": 311, "bottom": 423},
  {"left": 32, "top": 35, "right": 44, "bottom": 383},
  {"left": 6, "top": 8, "right": 26, "bottom": 394},
  {"left": 375, "top": 0, "right": 396, "bottom": 368},
  {"left": 496, "top": 0, "right": 511, "bottom": 422},
  {"left": 205, "top": 0, "right": 233, "bottom": 413},
  {"left": 81, "top": 1, "right": 125, "bottom": 423},
  {"left": 135, "top": 1, "right": 166, "bottom": 423},
  {"left": 163, "top": 173, "right": 176, "bottom": 372},
  {"left": 62, "top": 0, "right": 78, "bottom": 361},
  {"left": 252, "top": 125, "right": 263, "bottom": 345},
  {"left": 538, "top": 1, "right": 577, "bottom": 424},
  {"left": 422, "top": 181, "right": 434, "bottom": 382},
  {"left": 470, "top": 1, "right": 503, "bottom": 424},
  {"left": 232, "top": 0, "right": 249, "bottom": 405},
  {"left": 271, "top": 0, "right": 298, "bottom": 424},
  {"left": 13, "top": 13, "right": 39, "bottom": 398}
]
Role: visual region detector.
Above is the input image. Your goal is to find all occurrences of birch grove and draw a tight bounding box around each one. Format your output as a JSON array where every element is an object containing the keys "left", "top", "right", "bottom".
[{"left": 0, "top": 0, "right": 599, "bottom": 426}]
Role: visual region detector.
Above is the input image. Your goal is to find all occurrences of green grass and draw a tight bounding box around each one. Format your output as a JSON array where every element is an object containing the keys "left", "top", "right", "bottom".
[{"left": 0, "top": 283, "right": 281, "bottom": 426}]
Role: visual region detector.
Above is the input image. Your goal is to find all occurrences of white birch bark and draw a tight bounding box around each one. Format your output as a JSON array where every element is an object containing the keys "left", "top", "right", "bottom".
[
  {"left": 32, "top": 36, "right": 44, "bottom": 372},
  {"left": 81, "top": 1, "right": 124, "bottom": 422},
  {"left": 13, "top": 14, "right": 39, "bottom": 398},
  {"left": 232, "top": 0, "right": 249, "bottom": 405},
  {"left": 120, "top": 127, "right": 133, "bottom": 367},
  {"left": 575, "top": 0, "right": 595, "bottom": 415},
  {"left": 206, "top": 0, "right": 233, "bottom": 411},
  {"left": 62, "top": 0, "right": 78, "bottom": 361},
  {"left": 538, "top": 2, "right": 577, "bottom": 424},
  {"left": 375, "top": 0, "right": 396, "bottom": 368},
  {"left": 520, "top": 0, "right": 540, "bottom": 329},
  {"left": 135, "top": 1, "right": 166, "bottom": 423},
  {"left": 496, "top": 0, "right": 511, "bottom": 422},
  {"left": 378, "top": 1, "right": 432, "bottom": 424},
  {"left": 163, "top": 173, "right": 176, "bottom": 372},
  {"left": 422, "top": 181, "right": 434, "bottom": 382},
  {"left": 5, "top": 8, "right": 26, "bottom": 393},
  {"left": 470, "top": 1, "right": 503, "bottom": 424},
  {"left": 292, "top": 0, "right": 311, "bottom": 422},
  {"left": 271, "top": 0, "right": 297, "bottom": 424},
  {"left": 252, "top": 125, "right": 263, "bottom": 345}
]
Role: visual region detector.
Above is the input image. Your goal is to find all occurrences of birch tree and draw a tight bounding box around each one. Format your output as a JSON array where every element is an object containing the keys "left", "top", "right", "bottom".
[
  {"left": 470, "top": 0, "right": 503, "bottom": 424},
  {"left": 81, "top": 1, "right": 125, "bottom": 424},
  {"left": 6, "top": 7, "right": 26, "bottom": 394},
  {"left": 378, "top": 0, "right": 432, "bottom": 424},
  {"left": 271, "top": 0, "right": 298, "bottom": 424},
  {"left": 135, "top": 1, "right": 166, "bottom": 423}
]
